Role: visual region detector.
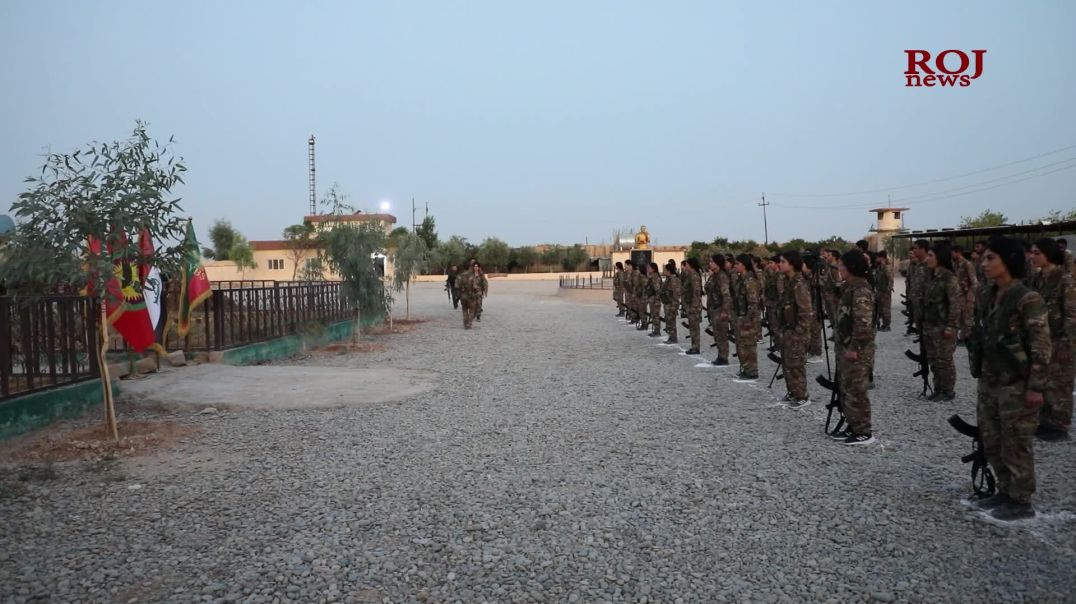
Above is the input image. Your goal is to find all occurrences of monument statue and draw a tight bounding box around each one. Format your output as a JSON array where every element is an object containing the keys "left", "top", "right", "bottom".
[{"left": 634, "top": 225, "right": 650, "bottom": 250}]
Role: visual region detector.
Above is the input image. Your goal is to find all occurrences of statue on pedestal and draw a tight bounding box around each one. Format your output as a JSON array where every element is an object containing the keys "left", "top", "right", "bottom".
[{"left": 634, "top": 225, "right": 650, "bottom": 250}]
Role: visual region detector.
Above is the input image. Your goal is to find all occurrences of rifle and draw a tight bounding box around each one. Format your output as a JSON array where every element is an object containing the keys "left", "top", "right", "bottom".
[
  {"left": 817, "top": 371, "right": 844, "bottom": 435},
  {"left": 767, "top": 351, "right": 784, "bottom": 388},
  {"left": 904, "top": 336, "right": 932, "bottom": 398},
  {"left": 901, "top": 294, "right": 918, "bottom": 335},
  {"left": 947, "top": 415, "right": 997, "bottom": 499}
]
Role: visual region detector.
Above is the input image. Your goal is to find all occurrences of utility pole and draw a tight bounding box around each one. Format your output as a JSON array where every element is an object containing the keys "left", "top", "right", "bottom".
[
  {"left": 412, "top": 197, "right": 416, "bottom": 233},
  {"left": 308, "top": 135, "right": 316, "bottom": 216},
  {"left": 425, "top": 202, "right": 429, "bottom": 220},
  {"left": 759, "top": 193, "right": 770, "bottom": 245}
]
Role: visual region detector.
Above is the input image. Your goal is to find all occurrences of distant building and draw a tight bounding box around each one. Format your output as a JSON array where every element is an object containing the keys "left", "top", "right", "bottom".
[
  {"left": 205, "top": 212, "right": 397, "bottom": 282},
  {"left": 864, "top": 207, "right": 908, "bottom": 252}
]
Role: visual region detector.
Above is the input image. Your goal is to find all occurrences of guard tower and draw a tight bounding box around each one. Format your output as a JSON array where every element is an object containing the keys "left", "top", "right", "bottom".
[{"left": 868, "top": 207, "right": 909, "bottom": 251}]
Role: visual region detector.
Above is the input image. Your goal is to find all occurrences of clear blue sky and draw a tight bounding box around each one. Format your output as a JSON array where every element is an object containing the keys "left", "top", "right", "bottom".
[{"left": 2, "top": 1, "right": 1074, "bottom": 247}]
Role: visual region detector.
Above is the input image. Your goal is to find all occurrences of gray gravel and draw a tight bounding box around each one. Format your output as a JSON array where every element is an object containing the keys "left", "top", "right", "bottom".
[{"left": 2, "top": 280, "right": 1074, "bottom": 603}]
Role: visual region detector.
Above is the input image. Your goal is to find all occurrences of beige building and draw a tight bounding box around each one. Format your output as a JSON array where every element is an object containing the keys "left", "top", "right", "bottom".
[{"left": 204, "top": 212, "right": 397, "bottom": 282}]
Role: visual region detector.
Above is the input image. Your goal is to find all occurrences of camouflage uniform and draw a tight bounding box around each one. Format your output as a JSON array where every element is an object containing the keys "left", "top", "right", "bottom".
[
  {"left": 476, "top": 271, "right": 488, "bottom": 319},
  {"left": 624, "top": 268, "right": 636, "bottom": 321},
  {"left": 733, "top": 272, "right": 761, "bottom": 378},
  {"left": 921, "top": 266, "right": 961, "bottom": 397},
  {"left": 779, "top": 272, "right": 814, "bottom": 400},
  {"left": 836, "top": 276, "right": 876, "bottom": 435},
  {"left": 763, "top": 269, "right": 782, "bottom": 349},
  {"left": 457, "top": 271, "right": 480, "bottom": 328},
  {"left": 635, "top": 270, "right": 648, "bottom": 326},
  {"left": 819, "top": 261, "right": 841, "bottom": 328},
  {"left": 646, "top": 271, "right": 662, "bottom": 335},
  {"left": 661, "top": 271, "right": 681, "bottom": 342},
  {"left": 906, "top": 258, "right": 927, "bottom": 329},
  {"left": 805, "top": 270, "right": 823, "bottom": 357},
  {"left": 954, "top": 257, "right": 978, "bottom": 341},
  {"left": 1032, "top": 266, "right": 1076, "bottom": 434},
  {"left": 613, "top": 268, "right": 625, "bottom": 314},
  {"left": 707, "top": 269, "right": 732, "bottom": 361},
  {"left": 874, "top": 261, "right": 893, "bottom": 329},
  {"left": 681, "top": 268, "right": 703, "bottom": 350},
  {"left": 970, "top": 281, "right": 1052, "bottom": 506}
]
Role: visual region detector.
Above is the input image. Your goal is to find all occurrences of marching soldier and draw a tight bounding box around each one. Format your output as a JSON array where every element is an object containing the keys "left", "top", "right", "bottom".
[
  {"left": 661, "top": 261, "right": 681, "bottom": 344},
  {"left": 832, "top": 249, "right": 877, "bottom": 445},
  {"left": 732, "top": 254, "right": 761, "bottom": 381},
  {"left": 681, "top": 257, "right": 704, "bottom": 354},
  {"left": 777, "top": 251, "right": 813, "bottom": 407},
  {"left": 445, "top": 265, "right": 460, "bottom": 309},
  {"left": 921, "top": 241, "right": 961, "bottom": 401},
  {"left": 707, "top": 255, "right": 733, "bottom": 366},
  {"left": 613, "top": 261, "right": 626, "bottom": 317},
  {"left": 874, "top": 251, "right": 893, "bottom": 331},
  {"left": 970, "top": 236, "right": 1052, "bottom": 522},
  {"left": 1030, "top": 238, "right": 1075, "bottom": 442},
  {"left": 952, "top": 245, "right": 979, "bottom": 344},
  {"left": 457, "top": 262, "right": 481, "bottom": 329},
  {"left": 646, "top": 262, "right": 662, "bottom": 336},
  {"left": 475, "top": 264, "right": 489, "bottom": 321}
]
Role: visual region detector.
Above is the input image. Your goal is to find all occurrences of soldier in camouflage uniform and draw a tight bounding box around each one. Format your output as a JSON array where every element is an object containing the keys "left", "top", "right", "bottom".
[
  {"left": 707, "top": 255, "right": 733, "bottom": 365},
  {"left": 623, "top": 261, "right": 637, "bottom": 323},
  {"left": 920, "top": 241, "right": 961, "bottom": 401},
  {"left": 801, "top": 258, "right": 823, "bottom": 359},
  {"left": 475, "top": 265, "right": 488, "bottom": 321},
  {"left": 613, "top": 262, "right": 625, "bottom": 317},
  {"left": 762, "top": 257, "right": 783, "bottom": 351},
  {"left": 874, "top": 251, "right": 893, "bottom": 331},
  {"left": 832, "top": 250, "right": 877, "bottom": 445},
  {"left": 457, "top": 263, "right": 481, "bottom": 329},
  {"left": 634, "top": 263, "right": 649, "bottom": 329},
  {"left": 661, "top": 261, "right": 681, "bottom": 344},
  {"left": 646, "top": 262, "right": 662, "bottom": 336},
  {"left": 819, "top": 250, "right": 842, "bottom": 330},
  {"left": 1030, "top": 238, "right": 1076, "bottom": 441},
  {"left": 972, "top": 240, "right": 988, "bottom": 285},
  {"left": 777, "top": 252, "right": 814, "bottom": 406},
  {"left": 907, "top": 239, "right": 931, "bottom": 334},
  {"left": 969, "top": 237, "right": 1052, "bottom": 522},
  {"left": 732, "top": 254, "right": 761, "bottom": 381},
  {"left": 681, "top": 257, "right": 703, "bottom": 354},
  {"left": 951, "top": 245, "right": 979, "bottom": 344}
]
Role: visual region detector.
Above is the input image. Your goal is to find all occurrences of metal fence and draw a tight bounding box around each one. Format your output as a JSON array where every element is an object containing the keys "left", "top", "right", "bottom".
[
  {"left": 558, "top": 275, "right": 611, "bottom": 289},
  {"left": 0, "top": 295, "right": 100, "bottom": 400},
  {"left": 163, "top": 280, "right": 351, "bottom": 351}
]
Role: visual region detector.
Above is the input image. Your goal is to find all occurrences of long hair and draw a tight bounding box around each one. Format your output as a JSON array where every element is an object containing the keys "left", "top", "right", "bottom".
[
  {"left": 780, "top": 251, "right": 803, "bottom": 272},
  {"left": 931, "top": 240, "right": 954, "bottom": 273},
  {"left": 735, "top": 253, "right": 755, "bottom": 274},
  {"left": 986, "top": 236, "right": 1025, "bottom": 279}
]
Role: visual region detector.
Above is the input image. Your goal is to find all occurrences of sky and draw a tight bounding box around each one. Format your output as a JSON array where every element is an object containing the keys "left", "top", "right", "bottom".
[{"left": 1, "top": 1, "right": 1074, "bottom": 248}]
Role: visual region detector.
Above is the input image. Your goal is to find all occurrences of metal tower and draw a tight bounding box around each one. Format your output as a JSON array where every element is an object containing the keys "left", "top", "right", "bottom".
[{"left": 308, "top": 135, "right": 316, "bottom": 215}]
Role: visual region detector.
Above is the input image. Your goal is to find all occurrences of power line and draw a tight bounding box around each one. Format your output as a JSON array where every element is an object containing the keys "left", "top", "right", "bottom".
[
  {"left": 767, "top": 143, "right": 1076, "bottom": 198},
  {"left": 769, "top": 157, "right": 1076, "bottom": 210}
]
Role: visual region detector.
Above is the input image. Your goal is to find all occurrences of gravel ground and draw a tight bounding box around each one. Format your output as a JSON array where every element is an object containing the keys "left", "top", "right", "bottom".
[{"left": 2, "top": 279, "right": 1074, "bottom": 603}]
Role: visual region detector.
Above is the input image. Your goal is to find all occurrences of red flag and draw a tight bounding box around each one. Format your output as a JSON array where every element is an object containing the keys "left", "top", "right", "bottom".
[
  {"left": 88, "top": 233, "right": 155, "bottom": 352},
  {"left": 178, "top": 220, "right": 212, "bottom": 337}
]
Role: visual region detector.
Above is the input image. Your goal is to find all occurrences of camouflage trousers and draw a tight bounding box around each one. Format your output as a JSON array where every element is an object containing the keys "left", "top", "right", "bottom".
[
  {"left": 877, "top": 291, "right": 892, "bottom": 328},
  {"left": 476, "top": 295, "right": 484, "bottom": 318},
  {"left": 664, "top": 303, "right": 679, "bottom": 341},
  {"left": 710, "top": 312, "right": 730, "bottom": 360},
  {"left": 781, "top": 330, "right": 808, "bottom": 400},
  {"left": 977, "top": 379, "right": 1038, "bottom": 505},
  {"left": 687, "top": 304, "right": 702, "bottom": 350},
  {"left": 735, "top": 315, "right": 759, "bottom": 377},
  {"left": 808, "top": 314, "right": 822, "bottom": 356},
  {"left": 823, "top": 293, "right": 839, "bottom": 330},
  {"left": 1040, "top": 339, "right": 1074, "bottom": 432},
  {"left": 838, "top": 345, "right": 874, "bottom": 435},
  {"left": 636, "top": 296, "right": 648, "bottom": 323},
  {"left": 461, "top": 301, "right": 476, "bottom": 328},
  {"left": 764, "top": 303, "right": 781, "bottom": 348},
  {"left": 649, "top": 298, "right": 662, "bottom": 333},
  {"left": 923, "top": 325, "right": 957, "bottom": 395},
  {"left": 624, "top": 293, "right": 635, "bottom": 319},
  {"left": 958, "top": 292, "right": 975, "bottom": 341}
]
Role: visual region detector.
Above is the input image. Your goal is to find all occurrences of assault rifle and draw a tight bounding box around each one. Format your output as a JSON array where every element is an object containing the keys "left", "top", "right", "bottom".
[
  {"left": 948, "top": 414, "right": 997, "bottom": 499},
  {"left": 900, "top": 294, "right": 917, "bottom": 335},
  {"left": 817, "top": 371, "right": 844, "bottom": 435},
  {"left": 767, "top": 351, "right": 784, "bottom": 388},
  {"left": 904, "top": 336, "right": 932, "bottom": 398}
]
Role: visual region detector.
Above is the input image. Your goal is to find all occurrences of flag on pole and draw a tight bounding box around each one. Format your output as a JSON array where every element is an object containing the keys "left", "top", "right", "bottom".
[
  {"left": 178, "top": 220, "right": 212, "bottom": 337},
  {"left": 138, "top": 228, "right": 167, "bottom": 350},
  {"left": 88, "top": 233, "right": 156, "bottom": 352}
]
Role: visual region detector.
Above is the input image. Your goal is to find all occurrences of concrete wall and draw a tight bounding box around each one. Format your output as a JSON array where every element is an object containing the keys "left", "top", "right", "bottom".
[{"left": 0, "top": 379, "right": 119, "bottom": 440}]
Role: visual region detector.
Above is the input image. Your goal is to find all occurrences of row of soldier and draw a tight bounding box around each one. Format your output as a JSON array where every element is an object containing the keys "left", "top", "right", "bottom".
[
  {"left": 612, "top": 236, "right": 1074, "bottom": 521},
  {"left": 445, "top": 260, "right": 488, "bottom": 329}
]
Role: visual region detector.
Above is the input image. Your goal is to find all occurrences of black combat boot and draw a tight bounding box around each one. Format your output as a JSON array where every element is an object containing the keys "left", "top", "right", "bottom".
[
  {"left": 990, "top": 500, "right": 1036, "bottom": 522},
  {"left": 973, "top": 492, "right": 1011, "bottom": 510},
  {"left": 685, "top": 348, "right": 700, "bottom": 355},
  {"left": 712, "top": 357, "right": 729, "bottom": 366},
  {"left": 664, "top": 337, "right": 678, "bottom": 344}
]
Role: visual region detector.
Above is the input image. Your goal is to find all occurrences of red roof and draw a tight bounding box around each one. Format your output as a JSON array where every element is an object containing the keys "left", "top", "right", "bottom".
[{"left": 250, "top": 240, "right": 291, "bottom": 251}]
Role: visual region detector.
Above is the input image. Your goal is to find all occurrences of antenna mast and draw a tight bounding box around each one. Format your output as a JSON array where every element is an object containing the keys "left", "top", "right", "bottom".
[{"left": 308, "top": 135, "right": 316, "bottom": 215}]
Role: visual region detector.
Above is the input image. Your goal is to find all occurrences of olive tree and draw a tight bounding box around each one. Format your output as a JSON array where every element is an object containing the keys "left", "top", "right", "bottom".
[{"left": 0, "top": 121, "right": 187, "bottom": 440}]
